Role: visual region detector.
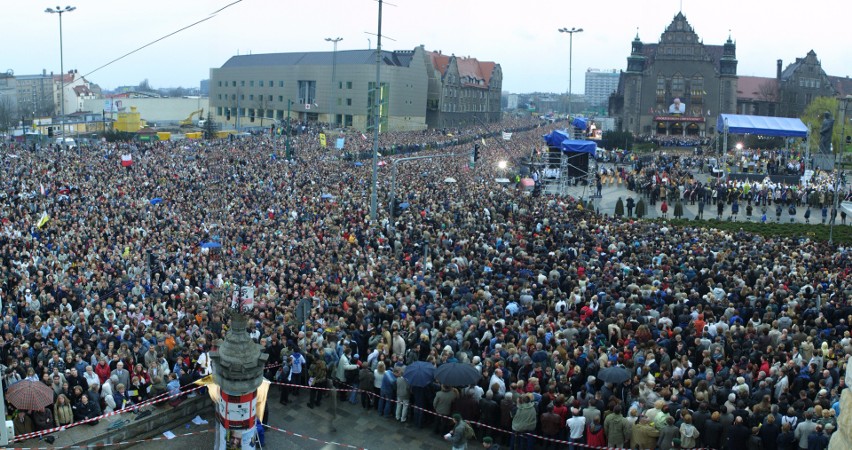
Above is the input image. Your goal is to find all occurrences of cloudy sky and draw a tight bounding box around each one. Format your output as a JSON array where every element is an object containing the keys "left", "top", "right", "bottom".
[{"left": 6, "top": 0, "right": 851, "bottom": 94}]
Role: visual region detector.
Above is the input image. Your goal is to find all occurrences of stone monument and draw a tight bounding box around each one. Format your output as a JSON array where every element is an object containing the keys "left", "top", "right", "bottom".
[
  {"left": 820, "top": 111, "right": 835, "bottom": 154},
  {"left": 828, "top": 361, "right": 852, "bottom": 450}
]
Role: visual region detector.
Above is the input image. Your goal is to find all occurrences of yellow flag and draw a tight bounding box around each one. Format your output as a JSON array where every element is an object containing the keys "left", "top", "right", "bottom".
[
  {"left": 37, "top": 212, "right": 50, "bottom": 229},
  {"left": 319, "top": 133, "right": 327, "bottom": 148},
  {"left": 481, "top": 137, "right": 486, "bottom": 147}
]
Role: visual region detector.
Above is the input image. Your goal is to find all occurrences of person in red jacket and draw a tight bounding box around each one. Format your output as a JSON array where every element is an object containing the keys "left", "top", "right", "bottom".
[
  {"left": 94, "top": 358, "right": 111, "bottom": 385},
  {"left": 660, "top": 200, "right": 669, "bottom": 219},
  {"left": 586, "top": 416, "right": 606, "bottom": 447}
]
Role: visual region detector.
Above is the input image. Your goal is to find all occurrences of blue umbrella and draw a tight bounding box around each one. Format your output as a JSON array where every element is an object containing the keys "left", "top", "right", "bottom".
[
  {"left": 200, "top": 242, "right": 222, "bottom": 249},
  {"left": 399, "top": 202, "right": 410, "bottom": 209},
  {"left": 354, "top": 162, "right": 364, "bottom": 167},
  {"left": 435, "top": 362, "right": 481, "bottom": 387},
  {"left": 320, "top": 193, "right": 334, "bottom": 200},
  {"left": 150, "top": 197, "right": 163, "bottom": 205},
  {"left": 403, "top": 361, "right": 435, "bottom": 388}
]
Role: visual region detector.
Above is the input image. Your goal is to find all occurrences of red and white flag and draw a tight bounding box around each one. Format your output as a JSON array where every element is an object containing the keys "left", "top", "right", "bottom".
[
  {"left": 121, "top": 153, "right": 133, "bottom": 167},
  {"left": 40, "top": 183, "right": 46, "bottom": 196},
  {"left": 361, "top": 133, "right": 367, "bottom": 141}
]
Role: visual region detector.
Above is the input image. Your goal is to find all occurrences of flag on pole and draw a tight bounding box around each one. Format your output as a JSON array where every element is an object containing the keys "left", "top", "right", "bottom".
[
  {"left": 481, "top": 137, "right": 486, "bottom": 146},
  {"left": 37, "top": 212, "right": 50, "bottom": 229},
  {"left": 121, "top": 153, "right": 133, "bottom": 167},
  {"left": 319, "top": 133, "right": 327, "bottom": 148}
]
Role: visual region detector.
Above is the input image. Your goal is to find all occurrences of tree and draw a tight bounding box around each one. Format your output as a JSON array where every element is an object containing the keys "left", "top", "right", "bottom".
[
  {"left": 674, "top": 201, "right": 684, "bottom": 219},
  {"left": 614, "top": 197, "right": 624, "bottom": 217},
  {"left": 203, "top": 112, "right": 218, "bottom": 140},
  {"left": 801, "top": 96, "right": 841, "bottom": 153},
  {"left": 635, "top": 199, "right": 646, "bottom": 218},
  {"left": 0, "top": 96, "right": 16, "bottom": 133},
  {"left": 138, "top": 79, "right": 152, "bottom": 92},
  {"left": 756, "top": 81, "right": 779, "bottom": 103}
]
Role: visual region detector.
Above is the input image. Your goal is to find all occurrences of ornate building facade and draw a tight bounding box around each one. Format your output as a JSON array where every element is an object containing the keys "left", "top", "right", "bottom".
[{"left": 609, "top": 12, "right": 738, "bottom": 137}]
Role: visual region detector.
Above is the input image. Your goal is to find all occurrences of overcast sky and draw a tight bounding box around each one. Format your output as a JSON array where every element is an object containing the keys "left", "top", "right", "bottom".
[{"left": 6, "top": 0, "right": 851, "bottom": 94}]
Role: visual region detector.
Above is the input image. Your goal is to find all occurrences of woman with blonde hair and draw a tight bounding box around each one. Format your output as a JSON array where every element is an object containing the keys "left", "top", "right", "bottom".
[
  {"left": 54, "top": 394, "right": 74, "bottom": 426},
  {"left": 373, "top": 361, "right": 385, "bottom": 411}
]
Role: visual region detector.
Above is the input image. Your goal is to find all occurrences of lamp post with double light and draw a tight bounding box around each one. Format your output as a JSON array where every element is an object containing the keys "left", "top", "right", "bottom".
[
  {"left": 325, "top": 37, "right": 343, "bottom": 129},
  {"left": 45, "top": 5, "right": 76, "bottom": 142},
  {"left": 558, "top": 27, "right": 583, "bottom": 118}
]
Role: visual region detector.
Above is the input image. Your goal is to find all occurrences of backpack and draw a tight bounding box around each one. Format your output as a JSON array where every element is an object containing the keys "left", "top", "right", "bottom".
[{"left": 463, "top": 421, "right": 475, "bottom": 440}]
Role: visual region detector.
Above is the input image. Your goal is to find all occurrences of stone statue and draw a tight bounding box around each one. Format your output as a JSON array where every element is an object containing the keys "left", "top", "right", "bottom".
[
  {"left": 846, "top": 357, "right": 852, "bottom": 388},
  {"left": 820, "top": 111, "right": 835, "bottom": 153}
]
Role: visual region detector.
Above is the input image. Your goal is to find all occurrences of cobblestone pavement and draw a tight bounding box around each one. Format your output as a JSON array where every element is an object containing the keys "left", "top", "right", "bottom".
[{"left": 128, "top": 388, "right": 461, "bottom": 450}]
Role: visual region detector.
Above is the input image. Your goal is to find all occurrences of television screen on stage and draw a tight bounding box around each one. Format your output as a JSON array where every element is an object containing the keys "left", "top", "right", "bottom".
[{"left": 669, "top": 98, "right": 686, "bottom": 114}]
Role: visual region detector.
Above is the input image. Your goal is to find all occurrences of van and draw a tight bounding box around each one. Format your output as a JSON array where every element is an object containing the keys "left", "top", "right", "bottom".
[{"left": 56, "top": 137, "right": 77, "bottom": 148}]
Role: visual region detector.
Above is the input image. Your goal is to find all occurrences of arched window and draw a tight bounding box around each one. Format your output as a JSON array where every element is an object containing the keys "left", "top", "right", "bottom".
[{"left": 671, "top": 74, "right": 685, "bottom": 96}]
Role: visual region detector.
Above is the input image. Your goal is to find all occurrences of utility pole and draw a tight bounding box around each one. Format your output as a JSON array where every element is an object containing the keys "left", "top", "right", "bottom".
[
  {"left": 286, "top": 99, "right": 292, "bottom": 160},
  {"left": 558, "top": 27, "right": 583, "bottom": 118},
  {"left": 45, "top": 5, "right": 76, "bottom": 148},
  {"left": 369, "top": 0, "right": 383, "bottom": 222}
]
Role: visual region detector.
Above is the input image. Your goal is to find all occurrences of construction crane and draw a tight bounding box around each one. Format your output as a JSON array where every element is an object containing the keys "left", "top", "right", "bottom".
[{"left": 180, "top": 108, "right": 204, "bottom": 127}]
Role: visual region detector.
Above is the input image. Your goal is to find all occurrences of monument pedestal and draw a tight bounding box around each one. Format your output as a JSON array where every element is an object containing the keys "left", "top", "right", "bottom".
[{"left": 829, "top": 389, "right": 852, "bottom": 450}]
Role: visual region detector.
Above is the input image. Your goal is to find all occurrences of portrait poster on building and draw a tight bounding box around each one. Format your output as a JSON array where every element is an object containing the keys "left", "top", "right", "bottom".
[
  {"left": 669, "top": 98, "right": 686, "bottom": 114},
  {"left": 336, "top": 138, "right": 345, "bottom": 149}
]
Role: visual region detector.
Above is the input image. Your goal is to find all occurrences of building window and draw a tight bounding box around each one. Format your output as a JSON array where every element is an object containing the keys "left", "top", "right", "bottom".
[
  {"left": 671, "top": 74, "right": 685, "bottom": 96},
  {"left": 240, "top": 94, "right": 245, "bottom": 101},
  {"left": 259, "top": 81, "right": 263, "bottom": 87},
  {"left": 279, "top": 81, "right": 284, "bottom": 87},
  {"left": 218, "top": 81, "right": 222, "bottom": 87},
  {"left": 297, "top": 80, "right": 316, "bottom": 104},
  {"left": 232, "top": 81, "right": 237, "bottom": 87},
  {"left": 268, "top": 95, "right": 272, "bottom": 101},
  {"left": 278, "top": 95, "right": 283, "bottom": 102},
  {"left": 250, "top": 81, "right": 254, "bottom": 87},
  {"left": 240, "top": 81, "right": 245, "bottom": 87},
  {"left": 270, "top": 80, "right": 273, "bottom": 87},
  {"left": 249, "top": 94, "right": 254, "bottom": 101},
  {"left": 217, "top": 107, "right": 222, "bottom": 115},
  {"left": 346, "top": 81, "right": 352, "bottom": 89},
  {"left": 231, "top": 94, "right": 236, "bottom": 100},
  {"left": 346, "top": 98, "right": 352, "bottom": 106},
  {"left": 218, "top": 94, "right": 222, "bottom": 100}
]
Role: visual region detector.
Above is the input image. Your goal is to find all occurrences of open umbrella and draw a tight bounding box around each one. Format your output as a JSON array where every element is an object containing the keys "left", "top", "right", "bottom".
[
  {"left": 597, "top": 366, "right": 631, "bottom": 384},
  {"left": 398, "top": 202, "right": 410, "bottom": 210},
  {"left": 200, "top": 242, "right": 222, "bottom": 249},
  {"left": 320, "top": 193, "right": 334, "bottom": 200},
  {"left": 149, "top": 197, "right": 163, "bottom": 205},
  {"left": 6, "top": 380, "right": 55, "bottom": 411},
  {"left": 520, "top": 178, "right": 535, "bottom": 188},
  {"left": 354, "top": 162, "right": 364, "bottom": 167},
  {"left": 443, "top": 177, "right": 457, "bottom": 183},
  {"left": 403, "top": 361, "right": 436, "bottom": 388},
  {"left": 495, "top": 178, "right": 511, "bottom": 184},
  {"left": 435, "top": 362, "right": 481, "bottom": 387}
]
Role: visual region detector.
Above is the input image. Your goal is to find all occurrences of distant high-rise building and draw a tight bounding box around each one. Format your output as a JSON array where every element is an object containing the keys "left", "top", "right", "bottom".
[
  {"left": 200, "top": 79, "right": 210, "bottom": 96},
  {"left": 584, "top": 69, "right": 619, "bottom": 107}
]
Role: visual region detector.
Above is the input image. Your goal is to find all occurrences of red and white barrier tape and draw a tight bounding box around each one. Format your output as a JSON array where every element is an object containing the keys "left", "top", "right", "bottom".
[
  {"left": 4, "top": 427, "right": 213, "bottom": 449},
  {"left": 272, "top": 381, "right": 719, "bottom": 450},
  {"left": 265, "top": 423, "right": 368, "bottom": 450},
  {"left": 11, "top": 384, "right": 206, "bottom": 442}
]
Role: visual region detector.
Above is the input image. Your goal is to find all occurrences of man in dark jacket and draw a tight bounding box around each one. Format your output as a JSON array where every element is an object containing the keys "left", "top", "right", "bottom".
[
  {"left": 704, "top": 411, "right": 724, "bottom": 450},
  {"left": 726, "top": 416, "right": 752, "bottom": 450},
  {"left": 539, "top": 404, "right": 562, "bottom": 449},
  {"left": 806, "top": 425, "right": 829, "bottom": 450}
]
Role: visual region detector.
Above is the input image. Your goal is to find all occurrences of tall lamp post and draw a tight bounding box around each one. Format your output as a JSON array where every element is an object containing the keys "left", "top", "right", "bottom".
[
  {"left": 325, "top": 37, "right": 343, "bottom": 129},
  {"left": 370, "top": 0, "right": 384, "bottom": 222},
  {"left": 558, "top": 27, "right": 583, "bottom": 118},
  {"left": 45, "top": 5, "right": 76, "bottom": 141}
]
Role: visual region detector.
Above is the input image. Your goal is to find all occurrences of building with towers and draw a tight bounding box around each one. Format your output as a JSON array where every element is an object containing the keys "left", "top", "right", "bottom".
[{"left": 609, "top": 12, "right": 738, "bottom": 137}]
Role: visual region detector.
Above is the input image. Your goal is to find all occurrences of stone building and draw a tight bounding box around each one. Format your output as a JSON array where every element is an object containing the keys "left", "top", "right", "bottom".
[{"left": 609, "top": 12, "right": 738, "bottom": 137}]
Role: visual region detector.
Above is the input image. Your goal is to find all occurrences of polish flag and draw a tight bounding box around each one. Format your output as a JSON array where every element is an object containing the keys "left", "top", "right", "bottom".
[
  {"left": 361, "top": 133, "right": 367, "bottom": 140},
  {"left": 121, "top": 154, "right": 133, "bottom": 167}
]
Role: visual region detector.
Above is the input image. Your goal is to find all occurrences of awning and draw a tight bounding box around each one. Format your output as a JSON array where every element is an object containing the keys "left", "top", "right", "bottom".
[
  {"left": 717, "top": 114, "right": 809, "bottom": 138},
  {"left": 560, "top": 139, "right": 597, "bottom": 156}
]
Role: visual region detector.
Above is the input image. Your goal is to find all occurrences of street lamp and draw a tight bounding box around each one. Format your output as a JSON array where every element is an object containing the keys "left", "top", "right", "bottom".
[
  {"left": 45, "top": 5, "right": 76, "bottom": 141},
  {"left": 325, "top": 37, "right": 343, "bottom": 129},
  {"left": 558, "top": 27, "right": 583, "bottom": 118}
]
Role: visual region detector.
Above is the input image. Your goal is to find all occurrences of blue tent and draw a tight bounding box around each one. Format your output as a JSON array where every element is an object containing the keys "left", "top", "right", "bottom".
[
  {"left": 571, "top": 117, "right": 588, "bottom": 130},
  {"left": 717, "top": 114, "right": 808, "bottom": 138},
  {"left": 560, "top": 139, "right": 597, "bottom": 157},
  {"left": 543, "top": 130, "right": 571, "bottom": 148}
]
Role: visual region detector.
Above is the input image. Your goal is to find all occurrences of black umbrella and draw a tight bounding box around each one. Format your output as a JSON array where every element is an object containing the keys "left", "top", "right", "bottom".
[
  {"left": 434, "top": 362, "right": 481, "bottom": 387},
  {"left": 403, "top": 361, "right": 436, "bottom": 388},
  {"left": 597, "top": 366, "right": 631, "bottom": 384}
]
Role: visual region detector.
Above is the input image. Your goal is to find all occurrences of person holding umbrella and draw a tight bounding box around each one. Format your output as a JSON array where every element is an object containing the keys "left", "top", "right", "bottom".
[{"left": 395, "top": 365, "right": 411, "bottom": 422}]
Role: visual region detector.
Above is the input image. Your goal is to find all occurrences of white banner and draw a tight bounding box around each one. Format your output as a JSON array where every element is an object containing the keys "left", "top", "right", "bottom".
[{"left": 502, "top": 132, "right": 512, "bottom": 141}]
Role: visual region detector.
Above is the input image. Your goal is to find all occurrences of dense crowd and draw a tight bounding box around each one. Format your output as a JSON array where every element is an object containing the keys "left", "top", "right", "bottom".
[{"left": 1, "top": 118, "right": 851, "bottom": 450}]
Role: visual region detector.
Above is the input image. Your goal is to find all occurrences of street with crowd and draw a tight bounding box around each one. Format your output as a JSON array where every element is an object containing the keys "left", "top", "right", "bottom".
[{"left": 0, "top": 117, "right": 851, "bottom": 450}]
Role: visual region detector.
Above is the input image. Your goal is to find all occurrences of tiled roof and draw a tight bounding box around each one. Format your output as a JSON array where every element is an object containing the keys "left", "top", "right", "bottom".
[
  {"left": 426, "top": 51, "right": 496, "bottom": 89},
  {"left": 828, "top": 76, "right": 852, "bottom": 97},
  {"left": 736, "top": 76, "right": 777, "bottom": 101}
]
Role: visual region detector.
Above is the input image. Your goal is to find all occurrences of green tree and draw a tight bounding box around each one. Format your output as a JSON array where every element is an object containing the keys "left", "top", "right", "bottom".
[
  {"left": 801, "top": 96, "right": 842, "bottom": 153},
  {"left": 635, "top": 199, "right": 646, "bottom": 218},
  {"left": 203, "top": 112, "right": 218, "bottom": 140},
  {"left": 614, "top": 197, "right": 624, "bottom": 217}
]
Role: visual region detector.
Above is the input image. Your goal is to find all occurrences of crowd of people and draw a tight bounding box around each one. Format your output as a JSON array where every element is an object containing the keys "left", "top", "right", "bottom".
[{"left": 0, "top": 116, "right": 850, "bottom": 450}]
